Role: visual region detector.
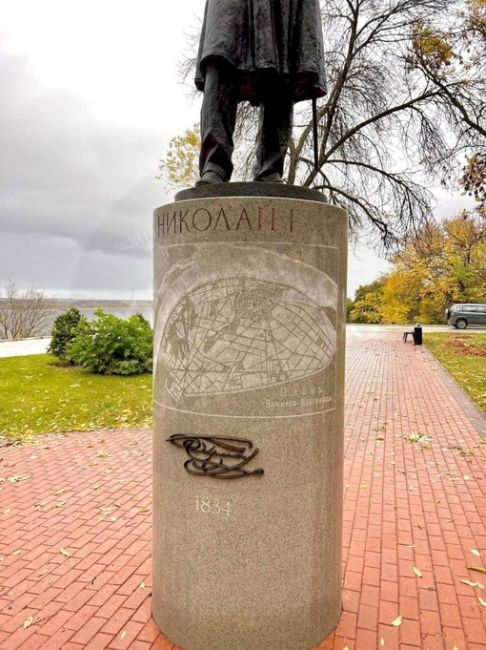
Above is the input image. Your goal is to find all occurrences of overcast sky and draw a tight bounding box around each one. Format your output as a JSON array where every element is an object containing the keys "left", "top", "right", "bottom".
[{"left": 0, "top": 0, "right": 474, "bottom": 300}]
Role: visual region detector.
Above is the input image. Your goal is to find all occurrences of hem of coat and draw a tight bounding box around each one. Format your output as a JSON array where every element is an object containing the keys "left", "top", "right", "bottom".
[{"left": 195, "top": 53, "right": 326, "bottom": 102}]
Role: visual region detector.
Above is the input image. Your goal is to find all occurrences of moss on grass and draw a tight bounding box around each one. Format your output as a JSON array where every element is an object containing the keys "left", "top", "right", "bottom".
[{"left": 0, "top": 354, "right": 152, "bottom": 441}]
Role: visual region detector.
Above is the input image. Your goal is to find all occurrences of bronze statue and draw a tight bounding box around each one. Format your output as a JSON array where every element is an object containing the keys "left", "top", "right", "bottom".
[{"left": 195, "top": 0, "right": 326, "bottom": 184}]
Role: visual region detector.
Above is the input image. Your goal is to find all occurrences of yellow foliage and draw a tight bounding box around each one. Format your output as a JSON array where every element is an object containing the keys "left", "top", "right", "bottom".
[
  {"left": 465, "top": 0, "right": 486, "bottom": 59},
  {"left": 412, "top": 22, "right": 454, "bottom": 72},
  {"left": 158, "top": 124, "right": 200, "bottom": 189},
  {"left": 349, "top": 211, "right": 486, "bottom": 324},
  {"left": 381, "top": 267, "right": 422, "bottom": 324},
  {"left": 461, "top": 154, "right": 486, "bottom": 207},
  {"left": 350, "top": 291, "right": 383, "bottom": 323},
  {"left": 468, "top": 0, "right": 486, "bottom": 16}
]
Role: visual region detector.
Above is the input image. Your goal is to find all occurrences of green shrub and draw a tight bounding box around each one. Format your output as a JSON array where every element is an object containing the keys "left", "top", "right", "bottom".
[
  {"left": 48, "top": 308, "right": 85, "bottom": 363},
  {"left": 66, "top": 309, "right": 153, "bottom": 375}
]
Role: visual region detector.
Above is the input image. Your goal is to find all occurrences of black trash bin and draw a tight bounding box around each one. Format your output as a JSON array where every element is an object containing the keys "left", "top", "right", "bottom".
[{"left": 413, "top": 324, "right": 423, "bottom": 345}]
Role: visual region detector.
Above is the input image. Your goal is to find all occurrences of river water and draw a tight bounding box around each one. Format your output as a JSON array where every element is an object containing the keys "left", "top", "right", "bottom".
[{"left": 38, "top": 305, "right": 154, "bottom": 336}]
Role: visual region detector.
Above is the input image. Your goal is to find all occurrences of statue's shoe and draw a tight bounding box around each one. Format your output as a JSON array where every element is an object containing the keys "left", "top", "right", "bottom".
[{"left": 196, "top": 170, "right": 225, "bottom": 185}]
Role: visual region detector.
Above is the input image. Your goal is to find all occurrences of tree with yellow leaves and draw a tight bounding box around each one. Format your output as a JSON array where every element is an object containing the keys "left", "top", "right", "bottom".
[
  {"left": 349, "top": 280, "right": 385, "bottom": 324},
  {"left": 157, "top": 125, "right": 200, "bottom": 189},
  {"left": 349, "top": 210, "right": 486, "bottom": 324}
]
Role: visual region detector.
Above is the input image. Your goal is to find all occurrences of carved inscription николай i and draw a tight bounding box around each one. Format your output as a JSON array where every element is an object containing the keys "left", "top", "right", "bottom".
[{"left": 158, "top": 206, "right": 294, "bottom": 238}]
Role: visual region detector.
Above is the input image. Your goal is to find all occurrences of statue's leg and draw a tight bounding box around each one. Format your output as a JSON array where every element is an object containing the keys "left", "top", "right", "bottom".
[
  {"left": 198, "top": 64, "right": 238, "bottom": 184},
  {"left": 253, "top": 87, "right": 293, "bottom": 183}
]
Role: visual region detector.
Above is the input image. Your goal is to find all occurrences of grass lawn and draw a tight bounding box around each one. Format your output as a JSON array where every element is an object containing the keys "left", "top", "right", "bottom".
[
  {"left": 425, "top": 332, "right": 486, "bottom": 412},
  {"left": 0, "top": 354, "right": 152, "bottom": 442}
]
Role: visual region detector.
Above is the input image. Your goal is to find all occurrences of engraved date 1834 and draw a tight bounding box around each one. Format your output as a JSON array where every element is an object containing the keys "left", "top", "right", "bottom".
[{"left": 196, "top": 496, "right": 231, "bottom": 516}]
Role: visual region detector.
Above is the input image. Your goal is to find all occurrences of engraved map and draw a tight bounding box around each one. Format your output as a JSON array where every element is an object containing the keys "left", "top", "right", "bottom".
[{"left": 161, "top": 277, "right": 336, "bottom": 402}]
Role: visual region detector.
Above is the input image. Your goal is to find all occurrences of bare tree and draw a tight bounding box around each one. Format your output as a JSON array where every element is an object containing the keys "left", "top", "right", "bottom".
[
  {"left": 0, "top": 282, "right": 52, "bottom": 340},
  {"left": 173, "top": 0, "right": 486, "bottom": 246},
  {"left": 288, "top": 0, "right": 485, "bottom": 244}
]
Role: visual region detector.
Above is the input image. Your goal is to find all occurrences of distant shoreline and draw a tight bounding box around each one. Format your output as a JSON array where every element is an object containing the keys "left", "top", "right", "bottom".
[
  {"left": 43, "top": 299, "right": 153, "bottom": 309},
  {"left": 0, "top": 300, "right": 154, "bottom": 339}
]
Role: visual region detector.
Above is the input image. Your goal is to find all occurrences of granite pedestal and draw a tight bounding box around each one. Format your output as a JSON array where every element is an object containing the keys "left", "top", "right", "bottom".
[{"left": 153, "top": 183, "right": 347, "bottom": 650}]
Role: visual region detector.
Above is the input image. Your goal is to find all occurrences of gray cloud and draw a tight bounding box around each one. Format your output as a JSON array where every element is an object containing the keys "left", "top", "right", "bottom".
[{"left": 0, "top": 47, "right": 172, "bottom": 295}]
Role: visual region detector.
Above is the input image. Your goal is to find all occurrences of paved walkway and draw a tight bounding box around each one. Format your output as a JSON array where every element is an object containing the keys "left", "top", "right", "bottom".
[
  {"left": 1, "top": 326, "right": 485, "bottom": 359},
  {"left": 0, "top": 338, "right": 51, "bottom": 358},
  {"left": 0, "top": 333, "right": 485, "bottom": 649}
]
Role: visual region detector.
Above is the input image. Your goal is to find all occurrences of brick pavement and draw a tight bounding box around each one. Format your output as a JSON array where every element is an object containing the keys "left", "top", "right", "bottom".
[{"left": 0, "top": 332, "right": 485, "bottom": 649}]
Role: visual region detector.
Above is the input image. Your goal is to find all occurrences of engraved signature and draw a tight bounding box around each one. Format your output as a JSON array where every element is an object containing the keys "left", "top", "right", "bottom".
[{"left": 167, "top": 434, "right": 264, "bottom": 480}]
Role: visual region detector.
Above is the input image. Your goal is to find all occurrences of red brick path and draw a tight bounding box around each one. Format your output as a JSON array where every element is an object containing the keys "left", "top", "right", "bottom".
[{"left": 0, "top": 332, "right": 485, "bottom": 649}]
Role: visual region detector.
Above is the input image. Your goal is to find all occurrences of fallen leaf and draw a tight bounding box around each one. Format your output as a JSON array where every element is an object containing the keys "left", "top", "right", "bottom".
[
  {"left": 478, "top": 596, "right": 486, "bottom": 607},
  {"left": 471, "top": 549, "right": 481, "bottom": 557},
  {"left": 139, "top": 581, "right": 145, "bottom": 589},
  {"left": 12, "top": 549, "right": 21, "bottom": 556},
  {"left": 413, "top": 567, "right": 423, "bottom": 578},
  {"left": 408, "top": 433, "right": 432, "bottom": 444},
  {"left": 8, "top": 475, "right": 29, "bottom": 483},
  {"left": 97, "top": 450, "right": 109, "bottom": 459},
  {"left": 460, "top": 579, "right": 485, "bottom": 588},
  {"left": 467, "top": 566, "right": 486, "bottom": 575},
  {"left": 380, "top": 637, "right": 385, "bottom": 646},
  {"left": 23, "top": 616, "right": 33, "bottom": 629},
  {"left": 120, "top": 630, "right": 127, "bottom": 640},
  {"left": 391, "top": 615, "right": 403, "bottom": 627},
  {"left": 59, "top": 548, "right": 71, "bottom": 558},
  {"left": 360, "top": 482, "right": 369, "bottom": 489}
]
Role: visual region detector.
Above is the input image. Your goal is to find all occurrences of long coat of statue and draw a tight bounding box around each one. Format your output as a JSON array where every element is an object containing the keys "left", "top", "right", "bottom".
[{"left": 195, "top": 0, "right": 326, "bottom": 104}]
